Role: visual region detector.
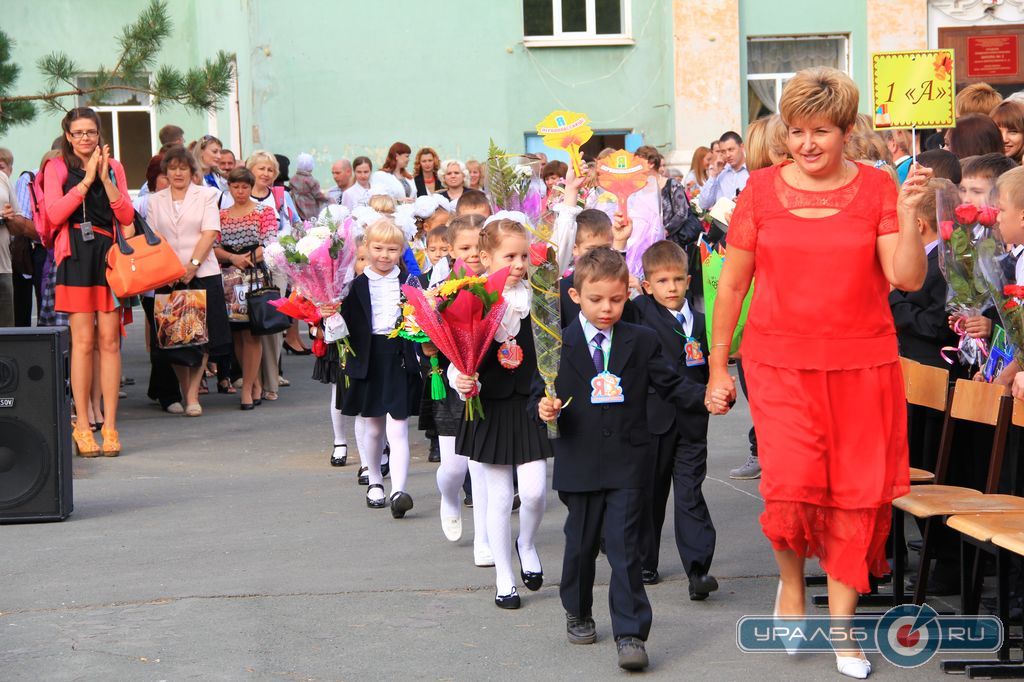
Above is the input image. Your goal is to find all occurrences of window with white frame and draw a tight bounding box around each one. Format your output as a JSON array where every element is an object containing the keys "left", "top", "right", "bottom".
[
  {"left": 76, "top": 76, "right": 156, "bottom": 191},
  {"left": 523, "top": 0, "right": 632, "bottom": 46},
  {"left": 746, "top": 35, "right": 849, "bottom": 123}
]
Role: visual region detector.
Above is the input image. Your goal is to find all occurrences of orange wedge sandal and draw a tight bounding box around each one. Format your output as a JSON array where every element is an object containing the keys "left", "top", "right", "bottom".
[
  {"left": 100, "top": 428, "right": 121, "bottom": 457},
  {"left": 72, "top": 428, "right": 101, "bottom": 457}
]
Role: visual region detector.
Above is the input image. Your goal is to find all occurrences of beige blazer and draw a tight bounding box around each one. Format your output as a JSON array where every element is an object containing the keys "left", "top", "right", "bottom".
[{"left": 147, "top": 184, "right": 222, "bottom": 279}]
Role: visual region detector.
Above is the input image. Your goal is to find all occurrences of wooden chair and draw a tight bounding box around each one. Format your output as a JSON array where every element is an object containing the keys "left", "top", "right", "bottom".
[
  {"left": 892, "top": 379, "right": 1020, "bottom": 605},
  {"left": 901, "top": 356, "right": 949, "bottom": 485}
]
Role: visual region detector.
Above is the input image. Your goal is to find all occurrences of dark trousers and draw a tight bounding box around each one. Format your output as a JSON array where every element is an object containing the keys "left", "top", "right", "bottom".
[
  {"left": 640, "top": 421, "right": 716, "bottom": 577},
  {"left": 559, "top": 488, "right": 652, "bottom": 641},
  {"left": 12, "top": 274, "right": 33, "bottom": 326}
]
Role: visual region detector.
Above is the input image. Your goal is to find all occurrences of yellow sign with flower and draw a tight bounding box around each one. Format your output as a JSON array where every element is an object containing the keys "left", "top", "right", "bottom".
[
  {"left": 535, "top": 110, "right": 593, "bottom": 177},
  {"left": 872, "top": 50, "right": 956, "bottom": 130}
]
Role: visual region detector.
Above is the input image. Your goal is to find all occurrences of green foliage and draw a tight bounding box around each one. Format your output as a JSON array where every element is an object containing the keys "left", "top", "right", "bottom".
[{"left": 0, "top": 0, "right": 234, "bottom": 134}]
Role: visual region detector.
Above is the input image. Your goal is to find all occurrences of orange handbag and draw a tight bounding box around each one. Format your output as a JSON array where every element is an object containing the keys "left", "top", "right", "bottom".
[{"left": 106, "top": 215, "right": 185, "bottom": 298}]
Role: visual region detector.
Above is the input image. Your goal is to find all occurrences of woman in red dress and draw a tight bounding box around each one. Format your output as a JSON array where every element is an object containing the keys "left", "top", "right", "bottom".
[
  {"left": 44, "top": 108, "right": 135, "bottom": 457},
  {"left": 707, "top": 68, "right": 932, "bottom": 679}
]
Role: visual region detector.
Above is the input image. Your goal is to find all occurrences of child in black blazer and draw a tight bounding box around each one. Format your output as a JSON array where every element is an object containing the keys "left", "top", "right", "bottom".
[
  {"left": 535, "top": 247, "right": 731, "bottom": 672},
  {"left": 633, "top": 241, "right": 718, "bottom": 599},
  {"left": 341, "top": 219, "right": 423, "bottom": 518}
]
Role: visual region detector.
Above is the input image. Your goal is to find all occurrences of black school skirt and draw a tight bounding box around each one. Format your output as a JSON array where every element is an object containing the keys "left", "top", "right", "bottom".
[
  {"left": 341, "top": 335, "right": 421, "bottom": 419},
  {"left": 456, "top": 395, "right": 552, "bottom": 466}
]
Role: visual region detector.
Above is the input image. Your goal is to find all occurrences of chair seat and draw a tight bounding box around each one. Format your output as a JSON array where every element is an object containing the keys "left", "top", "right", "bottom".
[
  {"left": 909, "top": 467, "right": 935, "bottom": 484},
  {"left": 947, "top": 512, "right": 1024, "bottom": 542},
  {"left": 993, "top": 531, "right": 1024, "bottom": 556},
  {"left": 892, "top": 489, "right": 1024, "bottom": 518}
]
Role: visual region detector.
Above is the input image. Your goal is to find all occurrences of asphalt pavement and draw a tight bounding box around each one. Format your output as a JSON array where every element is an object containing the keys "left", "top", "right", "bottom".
[{"left": 0, "top": 327, "right": 986, "bottom": 680}]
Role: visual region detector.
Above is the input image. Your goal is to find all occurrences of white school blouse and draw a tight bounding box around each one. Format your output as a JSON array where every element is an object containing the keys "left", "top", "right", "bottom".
[{"left": 365, "top": 267, "right": 401, "bottom": 334}]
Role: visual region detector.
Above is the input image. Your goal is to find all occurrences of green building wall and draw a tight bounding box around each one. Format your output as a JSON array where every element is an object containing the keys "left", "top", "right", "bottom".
[{"left": 5, "top": 0, "right": 675, "bottom": 186}]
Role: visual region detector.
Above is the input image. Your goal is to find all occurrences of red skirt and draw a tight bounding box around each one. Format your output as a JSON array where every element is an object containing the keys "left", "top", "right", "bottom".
[
  {"left": 55, "top": 225, "right": 117, "bottom": 314},
  {"left": 743, "top": 359, "right": 910, "bottom": 593}
]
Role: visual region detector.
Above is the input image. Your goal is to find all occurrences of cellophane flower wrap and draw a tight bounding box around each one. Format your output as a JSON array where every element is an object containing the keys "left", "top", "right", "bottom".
[
  {"left": 389, "top": 277, "right": 431, "bottom": 344},
  {"left": 400, "top": 262, "right": 510, "bottom": 421},
  {"left": 975, "top": 232, "right": 1024, "bottom": 368},
  {"left": 937, "top": 186, "right": 999, "bottom": 367},
  {"left": 265, "top": 216, "right": 358, "bottom": 372},
  {"left": 526, "top": 212, "right": 565, "bottom": 439}
]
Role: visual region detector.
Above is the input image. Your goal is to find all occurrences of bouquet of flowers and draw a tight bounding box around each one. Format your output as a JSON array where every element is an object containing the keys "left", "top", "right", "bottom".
[
  {"left": 264, "top": 216, "right": 357, "bottom": 305},
  {"left": 527, "top": 232, "right": 566, "bottom": 438},
  {"left": 936, "top": 189, "right": 999, "bottom": 366},
  {"left": 401, "top": 262, "right": 510, "bottom": 420},
  {"left": 389, "top": 279, "right": 431, "bottom": 344},
  {"left": 486, "top": 139, "right": 546, "bottom": 217},
  {"left": 974, "top": 234, "right": 1024, "bottom": 372}
]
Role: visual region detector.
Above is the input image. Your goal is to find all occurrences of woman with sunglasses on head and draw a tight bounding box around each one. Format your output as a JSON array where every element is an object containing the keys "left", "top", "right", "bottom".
[{"left": 43, "top": 107, "right": 135, "bottom": 457}]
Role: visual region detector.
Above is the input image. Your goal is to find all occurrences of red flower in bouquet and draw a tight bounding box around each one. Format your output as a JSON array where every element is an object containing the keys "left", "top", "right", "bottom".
[
  {"left": 955, "top": 203, "right": 980, "bottom": 225},
  {"left": 401, "top": 262, "right": 512, "bottom": 420},
  {"left": 939, "top": 221, "right": 954, "bottom": 241},
  {"left": 270, "top": 291, "right": 322, "bottom": 325},
  {"left": 978, "top": 206, "right": 999, "bottom": 227},
  {"left": 529, "top": 242, "right": 549, "bottom": 267}
]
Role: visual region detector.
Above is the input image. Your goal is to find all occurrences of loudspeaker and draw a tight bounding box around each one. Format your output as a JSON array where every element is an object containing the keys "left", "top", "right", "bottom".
[{"left": 0, "top": 327, "right": 73, "bottom": 523}]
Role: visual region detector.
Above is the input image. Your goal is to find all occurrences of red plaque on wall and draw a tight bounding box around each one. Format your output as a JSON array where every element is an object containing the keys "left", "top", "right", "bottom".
[{"left": 967, "top": 35, "right": 1019, "bottom": 77}]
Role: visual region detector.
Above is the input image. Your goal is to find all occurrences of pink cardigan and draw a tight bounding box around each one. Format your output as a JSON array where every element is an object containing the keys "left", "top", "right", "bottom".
[{"left": 43, "top": 157, "right": 135, "bottom": 265}]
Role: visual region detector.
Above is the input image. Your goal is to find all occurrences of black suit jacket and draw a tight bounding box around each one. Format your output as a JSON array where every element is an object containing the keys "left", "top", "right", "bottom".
[
  {"left": 889, "top": 248, "right": 957, "bottom": 368},
  {"left": 632, "top": 294, "right": 710, "bottom": 437},
  {"left": 558, "top": 276, "right": 640, "bottom": 328},
  {"left": 531, "top": 319, "right": 708, "bottom": 493},
  {"left": 340, "top": 272, "right": 420, "bottom": 380}
]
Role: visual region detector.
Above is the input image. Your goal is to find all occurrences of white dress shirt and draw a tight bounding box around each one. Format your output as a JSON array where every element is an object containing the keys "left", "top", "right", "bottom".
[
  {"left": 365, "top": 267, "right": 401, "bottom": 334},
  {"left": 667, "top": 298, "right": 694, "bottom": 337},
  {"left": 698, "top": 163, "right": 749, "bottom": 210},
  {"left": 580, "top": 312, "right": 611, "bottom": 365}
]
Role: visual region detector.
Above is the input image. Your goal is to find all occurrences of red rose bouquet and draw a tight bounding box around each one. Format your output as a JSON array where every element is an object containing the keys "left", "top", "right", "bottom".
[{"left": 401, "top": 262, "right": 510, "bottom": 420}]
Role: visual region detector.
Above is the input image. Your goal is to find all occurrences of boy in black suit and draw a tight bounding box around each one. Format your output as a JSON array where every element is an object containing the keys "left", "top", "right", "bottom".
[
  {"left": 633, "top": 241, "right": 717, "bottom": 599},
  {"left": 535, "top": 247, "right": 731, "bottom": 671}
]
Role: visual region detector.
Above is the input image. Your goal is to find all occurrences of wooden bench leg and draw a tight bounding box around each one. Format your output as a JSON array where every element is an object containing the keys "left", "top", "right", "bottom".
[{"left": 914, "top": 516, "right": 937, "bottom": 605}]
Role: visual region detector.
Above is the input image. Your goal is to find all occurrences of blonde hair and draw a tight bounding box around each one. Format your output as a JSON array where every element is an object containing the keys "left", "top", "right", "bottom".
[
  {"left": 465, "top": 159, "right": 485, "bottom": 189},
  {"left": 368, "top": 194, "right": 396, "bottom": 215},
  {"left": 479, "top": 218, "right": 528, "bottom": 254},
  {"left": 364, "top": 218, "right": 407, "bottom": 246},
  {"left": 997, "top": 166, "right": 1024, "bottom": 210},
  {"left": 745, "top": 115, "right": 787, "bottom": 171},
  {"left": 779, "top": 66, "right": 859, "bottom": 131},
  {"left": 956, "top": 82, "right": 1003, "bottom": 117},
  {"left": 245, "top": 150, "right": 279, "bottom": 175}
]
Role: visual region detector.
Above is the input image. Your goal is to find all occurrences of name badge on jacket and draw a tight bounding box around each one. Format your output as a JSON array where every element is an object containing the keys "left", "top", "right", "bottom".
[
  {"left": 684, "top": 338, "right": 706, "bottom": 367},
  {"left": 591, "top": 371, "right": 625, "bottom": 404}
]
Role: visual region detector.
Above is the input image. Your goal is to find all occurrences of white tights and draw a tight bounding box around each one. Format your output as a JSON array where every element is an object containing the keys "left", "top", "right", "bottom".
[
  {"left": 362, "top": 415, "right": 409, "bottom": 498},
  {"left": 436, "top": 437, "right": 489, "bottom": 551},
  {"left": 480, "top": 459, "right": 547, "bottom": 596}
]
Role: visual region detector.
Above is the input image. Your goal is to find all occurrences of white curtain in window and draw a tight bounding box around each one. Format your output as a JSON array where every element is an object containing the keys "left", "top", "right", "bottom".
[
  {"left": 749, "top": 80, "right": 778, "bottom": 114},
  {"left": 747, "top": 38, "right": 845, "bottom": 76}
]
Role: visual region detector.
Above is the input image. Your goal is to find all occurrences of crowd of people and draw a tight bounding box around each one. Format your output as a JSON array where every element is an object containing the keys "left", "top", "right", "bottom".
[{"left": 6, "top": 69, "right": 1024, "bottom": 676}]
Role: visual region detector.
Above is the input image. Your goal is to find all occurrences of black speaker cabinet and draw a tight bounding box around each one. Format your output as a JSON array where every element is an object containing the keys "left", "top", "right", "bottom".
[{"left": 0, "top": 327, "right": 73, "bottom": 523}]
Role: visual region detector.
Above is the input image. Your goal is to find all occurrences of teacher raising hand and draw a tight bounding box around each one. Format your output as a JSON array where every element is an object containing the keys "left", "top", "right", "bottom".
[{"left": 705, "top": 67, "right": 928, "bottom": 679}]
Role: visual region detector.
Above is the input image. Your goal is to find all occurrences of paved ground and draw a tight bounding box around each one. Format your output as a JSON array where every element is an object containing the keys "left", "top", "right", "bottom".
[{"left": 0, "top": 327, "right": 997, "bottom": 680}]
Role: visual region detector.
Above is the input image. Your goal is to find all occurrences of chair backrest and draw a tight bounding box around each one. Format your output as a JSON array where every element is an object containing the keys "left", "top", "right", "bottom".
[
  {"left": 1013, "top": 399, "right": 1024, "bottom": 428},
  {"left": 900, "top": 357, "right": 949, "bottom": 412},
  {"left": 950, "top": 379, "right": 1009, "bottom": 426}
]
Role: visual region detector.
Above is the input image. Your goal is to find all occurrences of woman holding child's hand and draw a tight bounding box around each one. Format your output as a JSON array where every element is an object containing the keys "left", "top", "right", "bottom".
[{"left": 707, "top": 67, "right": 926, "bottom": 678}]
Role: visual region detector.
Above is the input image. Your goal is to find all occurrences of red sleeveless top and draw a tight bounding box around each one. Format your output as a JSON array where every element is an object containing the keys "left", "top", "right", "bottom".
[{"left": 726, "top": 163, "right": 900, "bottom": 370}]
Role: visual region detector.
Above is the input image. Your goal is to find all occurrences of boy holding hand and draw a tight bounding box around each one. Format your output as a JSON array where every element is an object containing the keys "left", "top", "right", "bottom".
[{"left": 535, "top": 247, "right": 732, "bottom": 671}]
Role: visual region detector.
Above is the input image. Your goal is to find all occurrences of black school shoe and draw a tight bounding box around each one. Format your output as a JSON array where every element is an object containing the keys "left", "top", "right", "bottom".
[
  {"left": 495, "top": 587, "right": 521, "bottom": 610},
  {"left": 330, "top": 444, "right": 347, "bottom": 467},
  {"left": 688, "top": 573, "right": 719, "bottom": 601},
  {"left": 566, "top": 613, "right": 596, "bottom": 645},
  {"left": 428, "top": 438, "right": 441, "bottom": 463},
  {"left": 366, "top": 484, "right": 386, "bottom": 509},
  {"left": 641, "top": 568, "right": 660, "bottom": 585},
  {"left": 390, "top": 491, "right": 413, "bottom": 519},
  {"left": 616, "top": 637, "right": 649, "bottom": 671},
  {"left": 357, "top": 466, "right": 369, "bottom": 486}
]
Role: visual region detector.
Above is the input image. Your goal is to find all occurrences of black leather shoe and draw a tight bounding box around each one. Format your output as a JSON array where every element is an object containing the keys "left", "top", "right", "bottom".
[
  {"left": 366, "top": 484, "right": 386, "bottom": 509},
  {"left": 616, "top": 636, "right": 649, "bottom": 671},
  {"left": 463, "top": 495, "right": 473, "bottom": 508},
  {"left": 566, "top": 613, "right": 596, "bottom": 644},
  {"left": 428, "top": 438, "right": 440, "bottom": 463},
  {"left": 253, "top": 398, "right": 262, "bottom": 406},
  {"left": 390, "top": 491, "right": 413, "bottom": 519},
  {"left": 380, "top": 448, "right": 390, "bottom": 478},
  {"left": 330, "top": 444, "right": 347, "bottom": 467},
  {"left": 495, "top": 588, "right": 521, "bottom": 610},
  {"left": 641, "top": 568, "right": 660, "bottom": 585},
  {"left": 688, "top": 573, "right": 719, "bottom": 601},
  {"left": 357, "top": 466, "right": 369, "bottom": 486},
  {"left": 516, "top": 543, "right": 543, "bottom": 592},
  {"left": 512, "top": 492, "right": 521, "bottom": 512},
  {"left": 240, "top": 403, "right": 255, "bottom": 411}
]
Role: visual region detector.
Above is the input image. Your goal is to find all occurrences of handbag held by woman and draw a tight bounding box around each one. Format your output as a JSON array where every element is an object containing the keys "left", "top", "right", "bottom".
[{"left": 106, "top": 214, "right": 185, "bottom": 298}]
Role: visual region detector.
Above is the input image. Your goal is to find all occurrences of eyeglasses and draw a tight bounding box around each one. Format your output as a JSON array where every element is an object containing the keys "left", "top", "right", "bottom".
[{"left": 69, "top": 130, "right": 99, "bottom": 140}]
